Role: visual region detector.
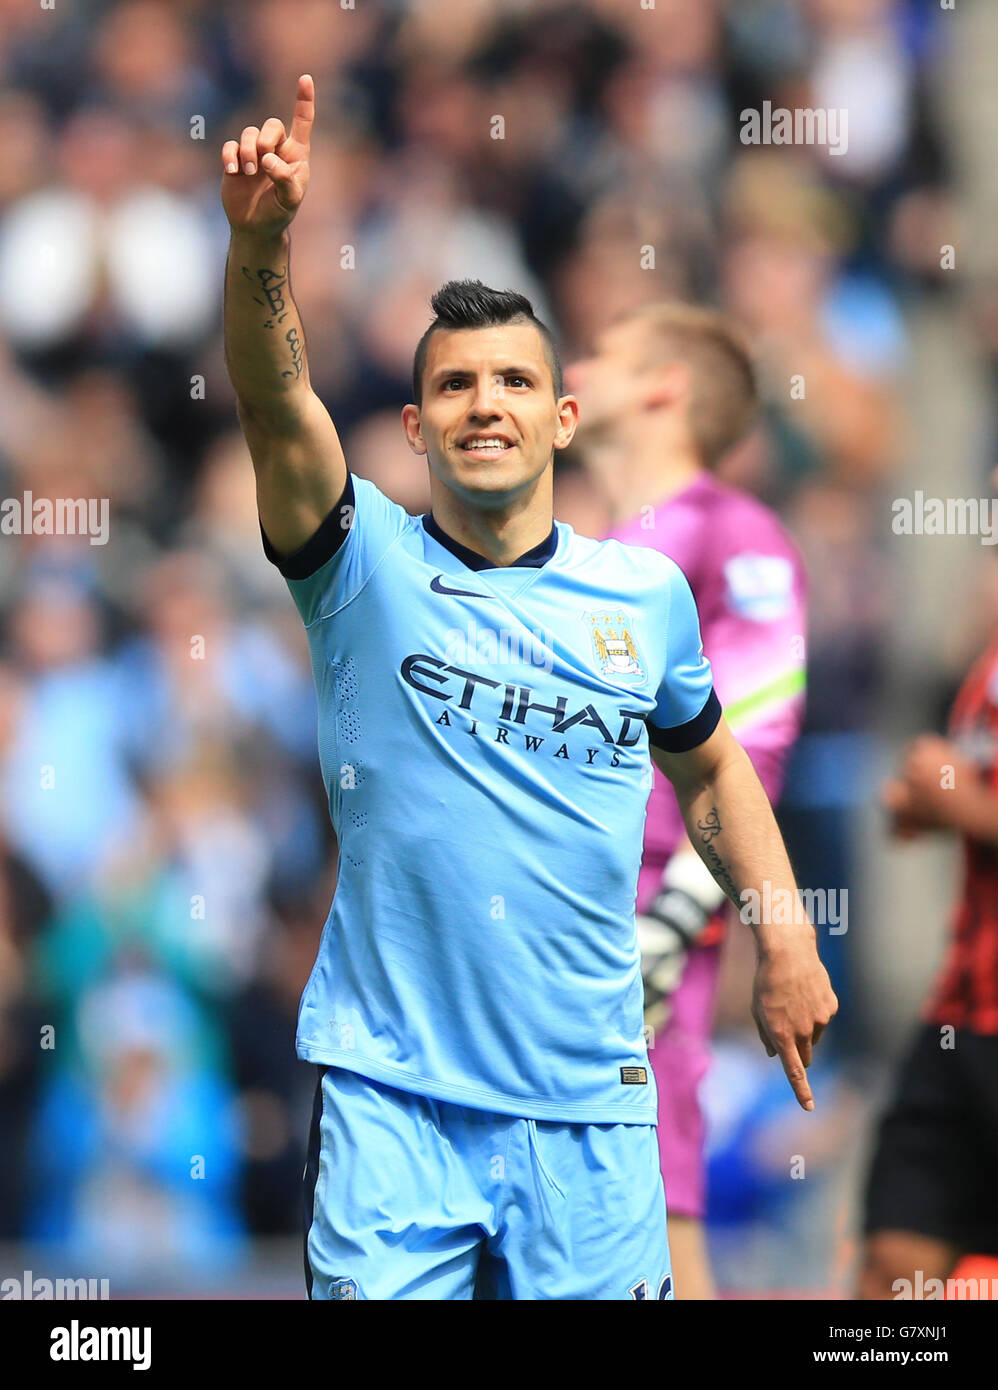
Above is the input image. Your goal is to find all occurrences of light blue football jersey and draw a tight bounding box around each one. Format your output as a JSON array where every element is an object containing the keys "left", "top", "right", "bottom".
[{"left": 267, "top": 474, "right": 720, "bottom": 1124}]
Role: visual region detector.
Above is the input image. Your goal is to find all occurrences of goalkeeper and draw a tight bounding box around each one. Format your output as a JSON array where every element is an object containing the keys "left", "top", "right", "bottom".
[{"left": 568, "top": 305, "right": 808, "bottom": 1298}]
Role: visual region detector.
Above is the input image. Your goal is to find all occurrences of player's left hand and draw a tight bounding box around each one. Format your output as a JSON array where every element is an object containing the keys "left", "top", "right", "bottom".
[
  {"left": 750, "top": 932, "right": 838, "bottom": 1110},
  {"left": 894, "top": 735, "right": 977, "bottom": 828}
]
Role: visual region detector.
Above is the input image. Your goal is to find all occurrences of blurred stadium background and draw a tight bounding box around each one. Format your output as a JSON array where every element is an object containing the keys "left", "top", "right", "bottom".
[{"left": 0, "top": 0, "right": 995, "bottom": 1299}]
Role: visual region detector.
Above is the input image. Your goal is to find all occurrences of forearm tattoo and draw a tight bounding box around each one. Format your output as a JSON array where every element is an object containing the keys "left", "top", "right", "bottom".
[
  {"left": 694, "top": 806, "right": 742, "bottom": 908},
  {"left": 241, "top": 265, "right": 304, "bottom": 379}
]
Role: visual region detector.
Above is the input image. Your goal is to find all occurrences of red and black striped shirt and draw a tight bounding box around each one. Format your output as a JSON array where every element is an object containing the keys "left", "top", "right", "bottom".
[{"left": 923, "top": 637, "right": 998, "bottom": 1033}]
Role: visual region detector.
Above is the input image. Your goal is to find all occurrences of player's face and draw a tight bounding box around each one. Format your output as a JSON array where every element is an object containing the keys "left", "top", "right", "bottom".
[
  {"left": 566, "top": 318, "right": 657, "bottom": 439},
  {"left": 404, "top": 324, "right": 578, "bottom": 507}
]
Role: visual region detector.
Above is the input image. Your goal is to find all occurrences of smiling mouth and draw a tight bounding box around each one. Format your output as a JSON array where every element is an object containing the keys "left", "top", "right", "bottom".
[{"left": 459, "top": 438, "right": 515, "bottom": 457}]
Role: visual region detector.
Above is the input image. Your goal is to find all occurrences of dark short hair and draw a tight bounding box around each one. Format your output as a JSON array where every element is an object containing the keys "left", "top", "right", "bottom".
[{"left": 411, "top": 279, "right": 563, "bottom": 405}]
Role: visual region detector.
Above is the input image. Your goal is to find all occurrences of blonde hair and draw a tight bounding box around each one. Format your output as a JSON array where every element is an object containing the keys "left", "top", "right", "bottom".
[{"left": 632, "top": 303, "right": 758, "bottom": 467}]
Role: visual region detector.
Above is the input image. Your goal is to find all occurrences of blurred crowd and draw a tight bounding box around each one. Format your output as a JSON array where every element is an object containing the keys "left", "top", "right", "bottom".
[{"left": 0, "top": 0, "right": 980, "bottom": 1290}]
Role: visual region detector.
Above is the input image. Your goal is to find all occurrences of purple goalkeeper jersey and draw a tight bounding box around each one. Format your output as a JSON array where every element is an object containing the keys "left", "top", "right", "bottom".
[{"left": 608, "top": 473, "right": 807, "bottom": 879}]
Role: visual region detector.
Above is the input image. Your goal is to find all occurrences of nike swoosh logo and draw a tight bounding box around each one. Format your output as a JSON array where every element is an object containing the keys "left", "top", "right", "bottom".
[{"left": 430, "top": 575, "right": 491, "bottom": 598}]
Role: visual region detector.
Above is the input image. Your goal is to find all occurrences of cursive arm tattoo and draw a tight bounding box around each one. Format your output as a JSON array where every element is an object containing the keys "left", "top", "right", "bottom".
[{"left": 694, "top": 806, "right": 741, "bottom": 908}]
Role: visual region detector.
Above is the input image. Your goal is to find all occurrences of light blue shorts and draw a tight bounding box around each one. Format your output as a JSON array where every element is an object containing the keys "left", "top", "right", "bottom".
[{"left": 303, "top": 1065, "right": 672, "bottom": 1301}]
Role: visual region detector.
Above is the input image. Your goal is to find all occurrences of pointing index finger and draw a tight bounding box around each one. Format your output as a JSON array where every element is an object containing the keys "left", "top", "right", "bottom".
[
  {"left": 290, "top": 73, "right": 315, "bottom": 150},
  {"left": 779, "top": 1038, "right": 815, "bottom": 1110}
]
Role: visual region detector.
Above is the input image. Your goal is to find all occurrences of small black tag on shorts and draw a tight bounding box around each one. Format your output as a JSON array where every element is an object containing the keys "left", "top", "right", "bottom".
[{"left": 620, "top": 1066, "right": 648, "bottom": 1085}]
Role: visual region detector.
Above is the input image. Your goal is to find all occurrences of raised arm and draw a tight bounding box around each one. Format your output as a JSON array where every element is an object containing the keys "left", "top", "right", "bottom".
[{"left": 221, "top": 74, "right": 347, "bottom": 555}]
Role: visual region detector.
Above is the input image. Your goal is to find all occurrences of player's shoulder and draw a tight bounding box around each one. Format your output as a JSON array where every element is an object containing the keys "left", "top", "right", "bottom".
[
  {"left": 696, "top": 474, "right": 802, "bottom": 558},
  {"left": 351, "top": 473, "right": 418, "bottom": 526},
  {"left": 560, "top": 522, "right": 690, "bottom": 591},
  {"left": 346, "top": 473, "right": 423, "bottom": 556}
]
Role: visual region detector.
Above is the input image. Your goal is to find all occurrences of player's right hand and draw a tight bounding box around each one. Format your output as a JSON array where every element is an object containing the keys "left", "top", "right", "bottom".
[
  {"left": 221, "top": 73, "right": 314, "bottom": 234},
  {"left": 751, "top": 934, "right": 837, "bottom": 1111}
]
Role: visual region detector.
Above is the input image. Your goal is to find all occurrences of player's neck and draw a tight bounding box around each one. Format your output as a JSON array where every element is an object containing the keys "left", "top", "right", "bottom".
[
  {"left": 603, "top": 444, "right": 704, "bottom": 526},
  {"left": 429, "top": 489, "right": 554, "bottom": 568}
]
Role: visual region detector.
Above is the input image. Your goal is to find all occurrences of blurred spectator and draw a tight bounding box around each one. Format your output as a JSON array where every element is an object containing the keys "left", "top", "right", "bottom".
[
  {"left": 0, "top": 578, "right": 140, "bottom": 900},
  {"left": 26, "top": 965, "right": 245, "bottom": 1281}
]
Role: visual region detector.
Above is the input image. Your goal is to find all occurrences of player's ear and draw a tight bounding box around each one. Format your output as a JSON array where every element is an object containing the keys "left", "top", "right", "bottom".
[
  {"left": 401, "top": 403, "right": 427, "bottom": 455},
  {"left": 646, "top": 361, "right": 689, "bottom": 411},
  {"left": 554, "top": 394, "right": 580, "bottom": 450}
]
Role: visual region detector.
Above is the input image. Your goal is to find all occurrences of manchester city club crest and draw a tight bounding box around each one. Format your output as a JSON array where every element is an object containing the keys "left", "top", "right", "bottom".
[{"left": 584, "top": 611, "right": 646, "bottom": 683}]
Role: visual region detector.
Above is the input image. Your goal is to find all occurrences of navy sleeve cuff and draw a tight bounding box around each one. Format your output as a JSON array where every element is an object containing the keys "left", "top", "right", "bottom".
[
  {"left": 647, "top": 687, "right": 722, "bottom": 753},
  {"left": 261, "top": 473, "right": 356, "bottom": 580}
]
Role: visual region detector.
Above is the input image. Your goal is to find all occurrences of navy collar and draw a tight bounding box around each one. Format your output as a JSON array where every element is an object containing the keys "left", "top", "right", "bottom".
[{"left": 422, "top": 513, "right": 558, "bottom": 572}]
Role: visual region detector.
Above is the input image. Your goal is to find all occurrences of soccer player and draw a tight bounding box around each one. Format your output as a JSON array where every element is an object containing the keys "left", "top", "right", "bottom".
[
  {"left": 221, "top": 76, "right": 836, "bottom": 1301},
  {"left": 568, "top": 306, "right": 808, "bottom": 1299},
  {"left": 860, "top": 625, "right": 998, "bottom": 1299}
]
